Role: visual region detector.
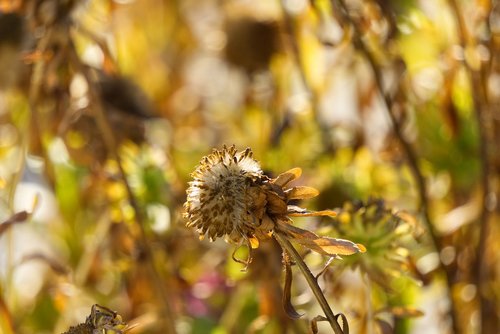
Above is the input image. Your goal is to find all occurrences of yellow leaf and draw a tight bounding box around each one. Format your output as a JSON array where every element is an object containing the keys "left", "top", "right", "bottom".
[{"left": 272, "top": 168, "right": 302, "bottom": 187}]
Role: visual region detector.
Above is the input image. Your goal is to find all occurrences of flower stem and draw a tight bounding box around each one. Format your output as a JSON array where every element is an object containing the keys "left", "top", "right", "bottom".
[{"left": 274, "top": 233, "right": 345, "bottom": 334}]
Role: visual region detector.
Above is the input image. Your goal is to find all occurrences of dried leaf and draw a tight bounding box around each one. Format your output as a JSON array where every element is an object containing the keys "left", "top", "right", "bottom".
[
  {"left": 283, "top": 258, "right": 303, "bottom": 319},
  {"left": 335, "top": 313, "right": 349, "bottom": 334},
  {"left": 286, "top": 186, "right": 319, "bottom": 200},
  {"left": 272, "top": 168, "right": 302, "bottom": 187}
]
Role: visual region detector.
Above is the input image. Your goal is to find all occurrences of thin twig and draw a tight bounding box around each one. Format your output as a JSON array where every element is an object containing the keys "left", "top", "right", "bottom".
[
  {"left": 446, "top": 1, "right": 496, "bottom": 332},
  {"left": 330, "top": 0, "right": 460, "bottom": 332},
  {"left": 274, "top": 233, "right": 345, "bottom": 334}
]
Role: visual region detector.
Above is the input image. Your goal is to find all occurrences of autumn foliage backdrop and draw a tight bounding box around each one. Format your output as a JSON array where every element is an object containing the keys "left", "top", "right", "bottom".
[{"left": 0, "top": 0, "right": 499, "bottom": 333}]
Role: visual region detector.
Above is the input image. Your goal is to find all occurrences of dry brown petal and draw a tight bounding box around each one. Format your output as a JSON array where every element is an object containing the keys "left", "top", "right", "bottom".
[
  {"left": 286, "top": 186, "right": 319, "bottom": 200},
  {"left": 287, "top": 205, "right": 337, "bottom": 217},
  {"left": 272, "top": 167, "right": 302, "bottom": 187},
  {"left": 265, "top": 190, "right": 288, "bottom": 215},
  {"left": 294, "top": 237, "right": 364, "bottom": 256},
  {"left": 276, "top": 220, "right": 364, "bottom": 256}
]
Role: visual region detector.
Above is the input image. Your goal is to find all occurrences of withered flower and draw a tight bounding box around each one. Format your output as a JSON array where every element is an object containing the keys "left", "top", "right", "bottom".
[
  {"left": 184, "top": 146, "right": 365, "bottom": 333},
  {"left": 184, "top": 145, "right": 365, "bottom": 260}
]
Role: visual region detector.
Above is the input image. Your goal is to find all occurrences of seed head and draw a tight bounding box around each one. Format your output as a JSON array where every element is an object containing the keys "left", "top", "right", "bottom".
[{"left": 184, "top": 145, "right": 269, "bottom": 243}]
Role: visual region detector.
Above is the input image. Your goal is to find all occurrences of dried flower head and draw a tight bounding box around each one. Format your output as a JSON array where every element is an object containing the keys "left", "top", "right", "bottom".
[
  {"left": 184, "top": 145, "right": 268, "bottom": 244},
  {"left": 184, "top": 145, "right": 365, "bottom": 258}
]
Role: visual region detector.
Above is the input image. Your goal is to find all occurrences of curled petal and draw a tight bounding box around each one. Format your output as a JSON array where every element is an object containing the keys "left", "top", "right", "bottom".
[
  {"left": 335, "top": 313, "right": 349, "bottom": 334},
  {"left": 272, "top": 168, "right": 302, "bottom": 187}
]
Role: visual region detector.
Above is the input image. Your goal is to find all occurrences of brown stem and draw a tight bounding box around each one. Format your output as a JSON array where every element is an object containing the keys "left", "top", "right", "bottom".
[
  {"left": 446, "top": 1, "right": 496, "bottom": 332},
  {"left": 274, "top": 233, "right": 345, "bottom": 334},
  {"left": 330, "top": 0, "right": 460, "bottom": 332}
]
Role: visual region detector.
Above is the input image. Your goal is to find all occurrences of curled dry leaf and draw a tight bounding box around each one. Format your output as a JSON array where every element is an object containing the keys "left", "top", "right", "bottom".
[
  {"left": 311, "top": 315, "right": 328, "bottom": 334},
  {"left": 283, "top": 259, "right": 303, "bottom": 319},
  {"left": 272, "top": 167, "right": 302, "bottom": 187}
]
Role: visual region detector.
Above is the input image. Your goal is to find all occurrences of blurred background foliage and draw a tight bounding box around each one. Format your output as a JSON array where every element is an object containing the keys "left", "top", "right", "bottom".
[{"left": 0, "top": 0, "right": 499, "bottom": 333}]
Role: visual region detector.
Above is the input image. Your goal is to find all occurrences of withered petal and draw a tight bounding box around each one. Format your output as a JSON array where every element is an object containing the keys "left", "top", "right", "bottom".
[
  {"left": 272, "top": 167, "right": 302, "bottom": 187},
  {"left": 287, "top": 205, "right": 337, "bottom": 217},
  {"left": 276, "top": 220, "right": 364, "bottom": 256},
  {"left": 294, "top": 237, "right": 364, "bottom": 256},
  {"left": 266, "top": 190, "right": 288, "bottom": 215},
  {"left": 286, "top": 186, "right": 319, "bottom": 200}
]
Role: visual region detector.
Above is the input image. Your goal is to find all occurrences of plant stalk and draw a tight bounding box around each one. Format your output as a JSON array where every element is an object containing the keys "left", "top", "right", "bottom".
[{"left": 274, "top": 233, "right": 345, "bottom": 334}]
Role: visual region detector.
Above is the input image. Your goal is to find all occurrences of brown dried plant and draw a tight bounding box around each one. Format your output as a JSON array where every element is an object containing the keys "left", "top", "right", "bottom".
[{"left": 184, "top": 145, "right": 366, "bottom": 333}]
